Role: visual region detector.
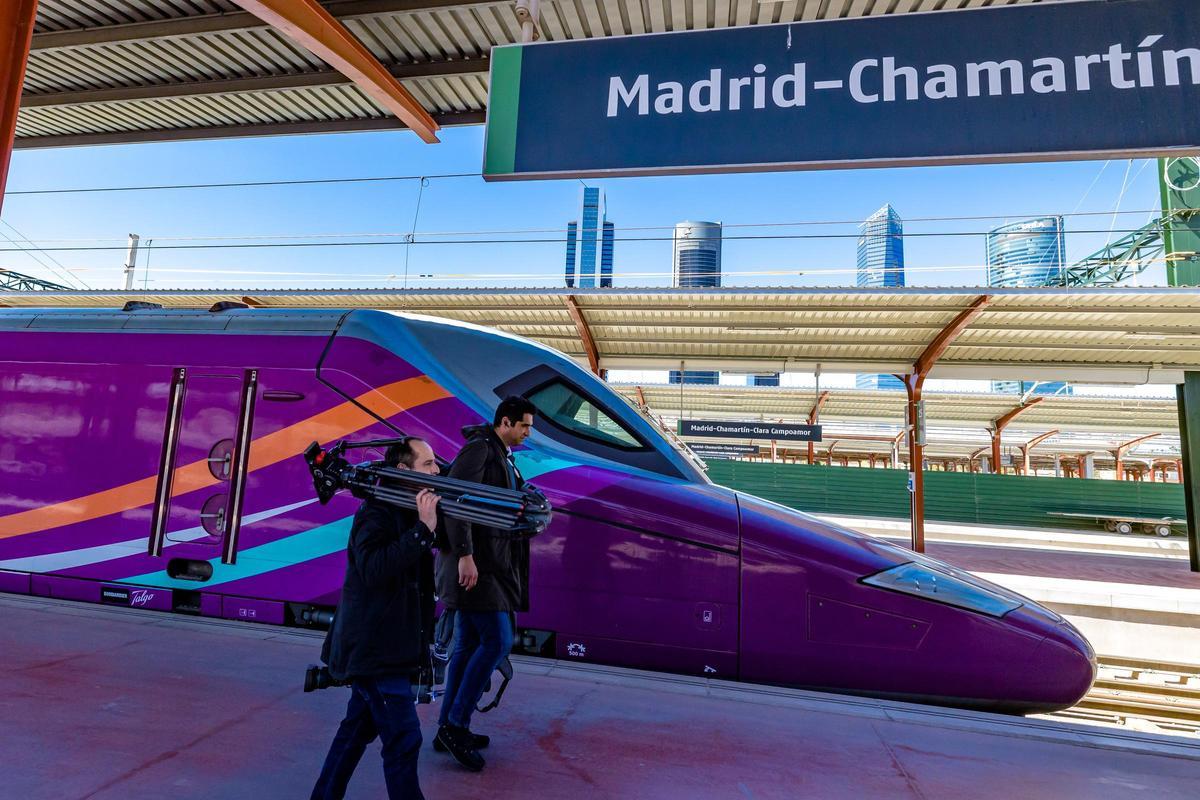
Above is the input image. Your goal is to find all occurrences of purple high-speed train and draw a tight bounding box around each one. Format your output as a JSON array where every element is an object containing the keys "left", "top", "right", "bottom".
[{"left": 0, "top": 306, "right": 1095, "bottom": 713}]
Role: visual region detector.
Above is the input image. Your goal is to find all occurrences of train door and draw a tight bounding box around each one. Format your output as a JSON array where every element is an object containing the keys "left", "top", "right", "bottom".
[{"left": 149, "top": 368, "right": 258, "bottom": 565}]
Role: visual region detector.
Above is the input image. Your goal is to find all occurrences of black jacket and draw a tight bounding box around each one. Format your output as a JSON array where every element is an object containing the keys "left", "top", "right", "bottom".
[
  {"left": 322, "top": 497, "right": 436, "bottom": 681},
  {"left": 437, "top": 425, "right": 531, "bottom": 613}
]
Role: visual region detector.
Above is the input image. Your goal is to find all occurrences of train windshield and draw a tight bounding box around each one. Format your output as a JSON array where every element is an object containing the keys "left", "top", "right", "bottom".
[{"left": 527, "top": 381, "right": 643, "bottom": 450}]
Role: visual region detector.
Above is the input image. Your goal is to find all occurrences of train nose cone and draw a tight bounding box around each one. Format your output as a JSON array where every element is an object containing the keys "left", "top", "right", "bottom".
[{"left": 1027, "top": 623, "right": 1097, "bottom": 710}]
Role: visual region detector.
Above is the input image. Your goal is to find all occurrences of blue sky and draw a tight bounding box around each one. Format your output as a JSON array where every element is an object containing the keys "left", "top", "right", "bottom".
[{"left": 2, "top": 124, "right": 1166, "bottom": 292}]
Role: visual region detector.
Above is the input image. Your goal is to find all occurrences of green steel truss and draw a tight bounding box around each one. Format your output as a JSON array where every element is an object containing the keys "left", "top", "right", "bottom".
[
  {"left": 0, "top": 268, "right": 69, "bottom": 291},
  {"left": 1058, "top": 212, "right": 1184, "bottom": 287}
]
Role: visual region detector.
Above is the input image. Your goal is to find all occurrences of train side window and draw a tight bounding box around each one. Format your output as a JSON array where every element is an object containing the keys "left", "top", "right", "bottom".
[{"left": 526, "top": 381, "right": 644, "bottom": 450}]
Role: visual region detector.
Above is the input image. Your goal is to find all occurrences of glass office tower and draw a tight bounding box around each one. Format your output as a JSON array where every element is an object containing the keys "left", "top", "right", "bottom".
[
  {"left": 986, "top": 216, "right": 1066, "bottom": 288},
  {"left": 670, "top": 221, "right": 722, "bottom": 384},
  {"left": 564, "top": 187, "right": 615, "bottom": 288},
  {"left": 856, "top": 205, "right": 906, "bottom": 390},
  {"left": 986, "top": 216, "right": 1070, "bottom": 394}
]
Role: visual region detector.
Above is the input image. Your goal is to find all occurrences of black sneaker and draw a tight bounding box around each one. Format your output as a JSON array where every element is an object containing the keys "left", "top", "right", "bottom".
[
  {"left": 435, "top": 725, "right": 485, "bottom": 772},
  {"left": 433, "top": 730, "right": 490, "bottom": 751}
]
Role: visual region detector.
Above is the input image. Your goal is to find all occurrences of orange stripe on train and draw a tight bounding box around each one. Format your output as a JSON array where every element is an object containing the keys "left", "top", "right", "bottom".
[{"left": 0, "top": 376, "right": 449, "bottom": 539}]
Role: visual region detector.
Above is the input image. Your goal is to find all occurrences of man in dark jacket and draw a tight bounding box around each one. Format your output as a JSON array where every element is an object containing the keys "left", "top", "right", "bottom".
[
  {"left": 311, "top": 437, "right": 440, "bottom": 800},
  {"left": 434, "top": 396, "right": 536, "bottom": 771}
]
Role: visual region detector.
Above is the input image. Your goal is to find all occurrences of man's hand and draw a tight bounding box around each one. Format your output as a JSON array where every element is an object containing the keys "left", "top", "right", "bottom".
[
  {"left": 458, "top": 554, "right": 478, "bottom": 590},
  {"left": 416, "top": 488, "right": 440, "bottom": 532}
]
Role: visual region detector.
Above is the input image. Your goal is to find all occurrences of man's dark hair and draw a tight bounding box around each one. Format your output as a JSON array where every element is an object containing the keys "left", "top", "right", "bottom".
[
  {"left": 493, "top": 396, "right": 536, "bottom": 428},
  {"left": 384, "top": 436, "right": 426, "bottom": 468}
]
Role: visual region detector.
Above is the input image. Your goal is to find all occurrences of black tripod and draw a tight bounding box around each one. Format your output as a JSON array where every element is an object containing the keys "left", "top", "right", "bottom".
[{"left": 304, "top": 438, "right": 552, "bottom": 537}]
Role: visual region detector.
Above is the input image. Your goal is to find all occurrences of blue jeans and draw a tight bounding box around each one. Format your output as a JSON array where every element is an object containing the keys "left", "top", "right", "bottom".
[
  {"left": 311, "top": 675, "right": 424, "bottom": 800},
  {"left": 437, "top": 611, "right": 513, "bottom": 730}
]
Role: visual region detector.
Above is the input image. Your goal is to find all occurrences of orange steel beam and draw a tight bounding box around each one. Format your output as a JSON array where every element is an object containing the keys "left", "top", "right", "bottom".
[
  {"left": 0, "top": 0, "right": 37, "bottom": 219},
  {"left": 913, "top": 295, "right": 993, "bottom": 379},
  {"left": 564, "top": 295, "right": 601, "bottom": 376},
  {"left": 1114, "top": 432, "right": 1163, "bottom": 455},
  {"left": 635, "top": 385, "right": 647, "bottom": 408},
  {"left": 903, "top": 295, "right": 992, "bottom": 552},
  {"left": 1018, "top": 429, "right": 1059, "bottom": 475},
  {"left": 230, "top": 0, "right": 439, "bottom": 143},
  {"left": 990, "top": 396, "right": 1045, "bottom": 473},
  {"left": 1111, "top": 432, "right": 1161, "bottom": 482}
]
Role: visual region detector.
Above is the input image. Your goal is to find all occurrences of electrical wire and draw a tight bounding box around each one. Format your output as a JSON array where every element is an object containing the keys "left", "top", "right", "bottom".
[
  {"left": 0, "top": 226, "right": 1173, "bottom": 254},
  {"left": 53, "top": 260, "right": 1166, "bottom": 286},
  {"left": 0, "top": 207, "right": 1171, "bottom": 244},
  {"left": 0, "top": 220, "right": 90, "bottom": 289},
  {"left": 5, "top": 172, "right": 479, "bottom": 196}
]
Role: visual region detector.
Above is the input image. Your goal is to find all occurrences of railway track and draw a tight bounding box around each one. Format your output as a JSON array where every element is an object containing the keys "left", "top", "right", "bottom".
[{"left": 1047, "top": 656, "right": 1200, "bottom": 736}]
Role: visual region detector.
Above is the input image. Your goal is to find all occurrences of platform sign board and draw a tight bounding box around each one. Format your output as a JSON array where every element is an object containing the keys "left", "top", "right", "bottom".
[
  {"left": 679, "top": 419, "right": 821, "bottom": 443},
  {"left": 483, "top": 0, "right": 1200, "bottom": 180},
  {"left": 687, "top": 443, "right": 759, "bottom": 459}
]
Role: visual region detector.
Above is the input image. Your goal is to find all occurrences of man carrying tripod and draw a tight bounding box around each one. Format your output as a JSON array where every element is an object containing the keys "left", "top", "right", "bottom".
[
  {"left": 310, "top": 437, "right": 440, "bottom": 800},
  {"left": 434, "top": 396, "right": 537, "bottom": 771}
]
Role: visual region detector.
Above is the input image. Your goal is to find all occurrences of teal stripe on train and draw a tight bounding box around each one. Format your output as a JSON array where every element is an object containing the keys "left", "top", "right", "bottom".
[{"left": 122, "top": 516, "right": 354, "bottom": 590}]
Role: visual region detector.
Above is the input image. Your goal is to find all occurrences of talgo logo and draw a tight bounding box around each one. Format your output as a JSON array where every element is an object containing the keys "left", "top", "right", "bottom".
[{"left": 129, "top": 589, "right": 155, "bottom": 607}]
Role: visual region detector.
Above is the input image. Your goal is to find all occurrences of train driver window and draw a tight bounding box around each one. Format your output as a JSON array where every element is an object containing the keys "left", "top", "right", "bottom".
[{"left": 525, "top": 381, "right": 643, "bottom": 450}]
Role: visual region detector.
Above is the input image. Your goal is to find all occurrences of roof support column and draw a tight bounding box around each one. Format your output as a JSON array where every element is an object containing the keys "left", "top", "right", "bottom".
[
  {"left": 0, "top": 0, "right": 36, "bottom": 219},
  {"left": 901, "top": 294, "right": 992, "bottom": 552},
  {"left": 1176, "top": 373, "right": 1200, "bottom": 572},
  {"left": 1111, "top": 433, "right": 1161, "bottom": 483},
  {"left": 1018, "top": 430, "right": 1058, "bottom": 477},
  {"left": 806, "top": 390, "right": 829, "bottom": 466},
  {"left": 989, "top": 397, "right": 1045, "bottom": 478}
]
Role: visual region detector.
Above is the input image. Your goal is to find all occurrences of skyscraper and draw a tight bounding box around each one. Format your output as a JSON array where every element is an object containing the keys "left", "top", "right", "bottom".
[
  {"left": 857, "top": 204, "right": 905, "bottom": 288},
  {"left": 564, "top": 187, "right": 615, "bottom": 288},
  {"left": 986, "top": 216, "right": 1071, "bottom": 395},
  {"left": 671, "top": 221, "right": 722, "bottom": 385},
  {"left": 856, "top": 205, "right": 906, "bottom": 390},
  {"left": 986, "top": 216, "right": 1066, "bottom": 288},
  {"left": 672, "top": 220, "right": 722, "bottom": 287}
]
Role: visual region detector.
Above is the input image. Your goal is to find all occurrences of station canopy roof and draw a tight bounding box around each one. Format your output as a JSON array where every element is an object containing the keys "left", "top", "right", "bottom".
[
  {"left": 615, "top": 383, "right": 1182, "bottom": 463},
  {"left": 21, "top": 0, "right": 1059, "bottom": 148},
  {"left": 5, "top": 286, "right": 1200, "bottom": 386},
  {"left": 620, "top": 384, "right": 1179, "bottom": 436}
]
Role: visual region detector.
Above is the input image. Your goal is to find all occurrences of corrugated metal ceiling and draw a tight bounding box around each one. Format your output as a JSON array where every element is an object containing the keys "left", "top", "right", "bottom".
[
  {"left": 3, "top": 286, "right": 1199, "bottom": 383},
  {"left": 18, "top": 0, "right": 1062, "bottom": 146}
]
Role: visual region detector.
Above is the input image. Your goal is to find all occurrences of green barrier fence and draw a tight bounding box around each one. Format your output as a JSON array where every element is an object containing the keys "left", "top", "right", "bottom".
[{"left": 704, "top": 460, "right": 1185, "bottom": 530}]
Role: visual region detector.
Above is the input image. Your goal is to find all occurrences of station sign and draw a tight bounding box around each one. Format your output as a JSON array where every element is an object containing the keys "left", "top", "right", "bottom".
[
  {"left": 687, "top": 443, "right": 760, "bottom": 459},
  {"left": 484, "top": 0, "right": 1200, "bottom": 180},
  {"left": 679, "top": 419, "right": 822, "bottom": 443}
]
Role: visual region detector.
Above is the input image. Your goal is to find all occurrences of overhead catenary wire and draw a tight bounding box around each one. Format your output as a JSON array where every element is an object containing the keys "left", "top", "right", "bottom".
[
  {"left": 42, "top": 260, "right": 1181, "bottom": 286},
  {"left": 4, "top": 172, "right": 480, "bottom": 196},
  {"left": 1, "top": 208, "right": 1171, "bottom": 244},
  {"left": 0, "top": 220, "right": 90, "bottom": 289},
  {"left": 0, "top": 226, "right": 1175, "bottom": 254}
]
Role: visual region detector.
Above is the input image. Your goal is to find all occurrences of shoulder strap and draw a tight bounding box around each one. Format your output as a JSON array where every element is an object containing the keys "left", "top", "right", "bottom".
[{"left": 475, "top": 611, "right": 518, "bottom": 714}]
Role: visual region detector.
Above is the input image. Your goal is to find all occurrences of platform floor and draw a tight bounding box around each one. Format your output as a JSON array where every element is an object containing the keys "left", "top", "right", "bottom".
[{"left": 4, "top": 594, "right": 1199, "bottom": 800}]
